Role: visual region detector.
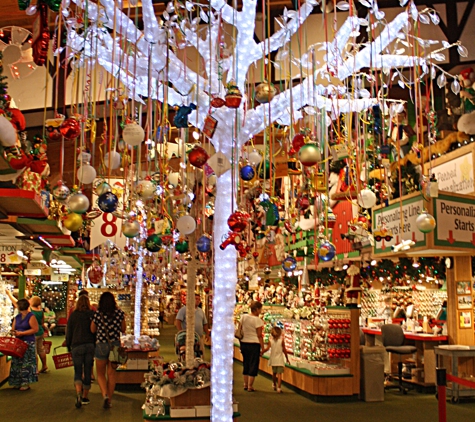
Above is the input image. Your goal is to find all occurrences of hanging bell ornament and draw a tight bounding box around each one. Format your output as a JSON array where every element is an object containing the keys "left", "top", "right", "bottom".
[
  {"left": 298, "top": 143, "right": 321, "bottom": 167},
  {"left": 68, "top": 192, "right": 90, "bottom": 214},
  {"left": 254, "top": 82, "right": 278, "bottom": 104},
  {"left": 416, "top": 210, "right": 436, "bottom": 233}
]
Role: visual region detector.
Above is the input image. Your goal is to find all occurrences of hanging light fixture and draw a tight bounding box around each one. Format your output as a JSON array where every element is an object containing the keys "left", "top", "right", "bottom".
[{"left": 412, "top": 258, "right": 420, "bottom": 268}]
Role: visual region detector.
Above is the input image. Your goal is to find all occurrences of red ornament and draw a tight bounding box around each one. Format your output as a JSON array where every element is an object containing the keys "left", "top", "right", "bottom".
[
  {"left": 292, "top": 133, "right": 306, "bottom": 152},
  {"left": 296, "top": 196, "right": 310, "bottom": 211},
  {"left": 188, "top": 146, "right": 209, "bottom": 168},
  {"left": 60, "top": 118, "right": 81, "bottom": 140},
  {"left": 227, "top": 211, "right": 250, "bottom": 232},
  {"left": 48, "top": 130, "right": 62, "bottom": 141},
  {"left": 210, "top": 97, "right": 226, "bottom": 108},
  {"left": 252, "top": 251, "right": 259, "bottom": 258}
]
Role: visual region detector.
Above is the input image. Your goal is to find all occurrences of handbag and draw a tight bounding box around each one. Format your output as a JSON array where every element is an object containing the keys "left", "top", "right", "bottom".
[
  {"left": 234, "top": 317, "right": 244, "bottom": 340},
  {"left": 100, "top": 312, "right": 128, "bottom": 365}
]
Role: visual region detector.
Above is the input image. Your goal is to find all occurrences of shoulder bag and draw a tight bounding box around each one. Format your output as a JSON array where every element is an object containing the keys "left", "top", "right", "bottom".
[
  {"left": 234, "top": 316, "right": 244, "bottom": 340},
  {"left": 100, "top": 312, "right": 127, "bottom": 365}
]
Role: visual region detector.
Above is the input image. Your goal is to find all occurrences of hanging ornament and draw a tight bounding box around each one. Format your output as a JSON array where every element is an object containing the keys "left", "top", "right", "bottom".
[
  {"left": 52, "top": 182, "right": 70, "bottom": 201},
  {"left": 123, "top": 122, "right": 145, "bottom": 146},
  {"left": 94, "top": 180, "right": 112, "bottom": 196},
  {"left": 357, "top": 188, "right": 377, "bottom": 209},
  {"left": 87, "top": 263, "right": 103, "bottom": 286},
  {"left": 415, "top": 210, "right": 436, "bottom": 233},
  {"left": 76, "top": 163, "right": 96, "bottom": 185},
  {"left": 59, "top": 118, "right": 81, "bottom": 140},
  {"left": 300, "top": 260, "right": 310, "bottom": 293},
  {"left": 168, "top": 172, "right": 180, "bottom": 187},
  {"left": 104, "top": 151, "right": 121, "bottom": 169},
  {"left": 291, "top": 133, "right": 306, "bottom": 153},
  {"left": 254, "top": 82, "right": 278, "bottom": 104},
  {"left": 225, "top": 80, "right": 242, "bottom": 108},
  {"left": 145, "top": 233, "right": 162, "bottom": 252},
  {"left": 136, "top": 178, "right": 156, "bottom": 200},
  {"left": 175, "top": 240, "right": 189, "bottom": 253},
  {"left": 98, "top": 192, "right": 119, "bottom": 213},
  {"left": 197, "top": 235, "right": 212, "bottom": 253},
  {"left": 62, "top": 212, "right": 83, "bottom": 232},
  {"left": 257, "top": 160, "right": 273, "bottom": 179},
  {"left": 227, "top": 210, "right": 250, "bottom": 232},
  {"left": 122, "top": 220, "right": 141, "bottom": 238},
  {"left": 188, "top": 146, "right": 209, "bottom": 168},
  {"left": 67, "top": 192, "right": 90, "bottom": 214},
  {"left": 248, "top": 150, "right": 262, "bottom": 166},
  {"left": 240, "top": 165, "right": 255, "bottom": 181},
  {"left": 176, "top": 215, "right": 196, "bottom": 234},
  {"left": 317, "top": 241, "right": 336, "bottom": 262},
  {"left": 282, "top": 256, "right": 297, "bottom": 272},
  {"left": 298, "top": 143, "right": 321, "bottom": 167}
]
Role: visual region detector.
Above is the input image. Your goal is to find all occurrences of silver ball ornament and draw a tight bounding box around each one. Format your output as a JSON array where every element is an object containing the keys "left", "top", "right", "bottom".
[
  {"left": 136, "top": 179, "right": 156, "bottom": 200},
  {"left": 95, "top": 180, "right": 112, "bottom": 196},
  {"left": 68, "top": 193, "right": 90, "bottom": 214},
  {"left": 122, "top": 220, "right": 141, "bottom": 238},
  {"left": 298, "top": 143, "right": 321, "bottom": 167},
  {"left": 416, "top": 211, "right": 436, "bottom": 233},
  {"left": 52, "top": 183, "right": 70, "bottom": 201}
]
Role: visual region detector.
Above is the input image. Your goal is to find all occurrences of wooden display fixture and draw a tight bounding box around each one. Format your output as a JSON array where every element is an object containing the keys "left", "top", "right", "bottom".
[
  {"left": 0, "top": 354, "right": 11, "bottom": 384},
  {"left": 116, "top": 349, "right": 158, "bottom": 386},
  {"left": 0, "top": 188, "right": 48, "bottom": 218},
  {"left": 170, "top": 386, "right": 210, "bottom": 407}
]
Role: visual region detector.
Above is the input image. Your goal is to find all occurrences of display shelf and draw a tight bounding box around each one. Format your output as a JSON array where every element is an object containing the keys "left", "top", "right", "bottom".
[
  {"left": 0, "top": 188, "right": 48, "bottom": 218},
  {"left": 116, "top": 349, "right": 159, "bottom": 386},
  {"left": 143, "top": 409, "right": 240, "bottom": 421}
]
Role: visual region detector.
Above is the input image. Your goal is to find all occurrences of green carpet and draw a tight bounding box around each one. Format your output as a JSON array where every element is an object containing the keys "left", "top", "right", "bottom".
[{"left": 1, "top": 324, "right": 473, "bottom": 421}]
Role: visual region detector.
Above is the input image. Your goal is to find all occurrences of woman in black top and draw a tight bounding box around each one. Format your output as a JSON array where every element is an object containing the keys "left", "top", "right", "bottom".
[{"left": 66, "top": 295, "right": 95, "bottom": 408}]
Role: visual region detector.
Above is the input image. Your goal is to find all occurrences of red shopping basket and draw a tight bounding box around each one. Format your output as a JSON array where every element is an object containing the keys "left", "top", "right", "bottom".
[
  {"left": 0, "top": 336, "right": 28, "bottom": 358},
  {"left": 52, "top": 346, "right": 73, "bottom": 369},
  {"left": 43, "top": 340, "right": 52, "bottom": 354}
]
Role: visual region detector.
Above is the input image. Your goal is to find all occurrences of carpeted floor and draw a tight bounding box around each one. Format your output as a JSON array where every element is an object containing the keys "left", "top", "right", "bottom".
[{"left": 0, "top": 324, "right": 473, "bottom": 421}]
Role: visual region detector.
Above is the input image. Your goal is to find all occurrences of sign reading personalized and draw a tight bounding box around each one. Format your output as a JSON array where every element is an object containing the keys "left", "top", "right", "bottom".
[{"left": 431, "top": 152, "right": 474, "bottom": 195}]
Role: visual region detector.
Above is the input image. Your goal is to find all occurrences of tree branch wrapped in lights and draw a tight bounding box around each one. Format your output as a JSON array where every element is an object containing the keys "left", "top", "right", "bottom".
[{"left": 63, "top": 0, "right": 466, "bottom": 420}]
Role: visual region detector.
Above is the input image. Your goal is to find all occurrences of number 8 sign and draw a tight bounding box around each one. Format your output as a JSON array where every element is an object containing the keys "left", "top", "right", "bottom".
[{"left": 90, "top": 179, "right": 126, "bottom": 250}]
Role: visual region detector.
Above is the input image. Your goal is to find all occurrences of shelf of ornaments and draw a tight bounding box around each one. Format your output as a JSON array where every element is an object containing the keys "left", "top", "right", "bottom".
[
  {"left": 142, "top": 283, "right": 163, "bottom": 338},
  {"left": 360, "top": 287, "right": 447, "bottom": 322},
  {"left": 0, "top": 278, "right": 14, "bottom": 383}
]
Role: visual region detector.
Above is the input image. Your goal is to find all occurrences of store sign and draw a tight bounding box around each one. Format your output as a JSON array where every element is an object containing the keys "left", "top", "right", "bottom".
[
  {"left": 90, "top": 178, "right": 126, "bottom": 250},
  {"left": 25, "top": 269, "right": 41, "bottom": 276},
  {"left": 51, "top": 274, "right": 69, "bottom": 282},
  {"left": 372, "top": 196, "right": 426, "bottom": 255},
  {"left": 0, "top": 245, "right": 22, "bottom": 264},
  {"left": 433, "top": 194, "right": 475, "bottom": 248},
  {"left": 431, "top": 152, "right": 474, "bottom": 194}
]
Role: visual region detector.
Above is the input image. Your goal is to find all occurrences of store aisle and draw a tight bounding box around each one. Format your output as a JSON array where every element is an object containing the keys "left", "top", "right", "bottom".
[{"left": 0, "top": 324, "right": 473, "bottom": 422}]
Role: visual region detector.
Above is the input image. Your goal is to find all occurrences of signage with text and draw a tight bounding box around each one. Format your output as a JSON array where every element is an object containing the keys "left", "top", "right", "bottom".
[{"left": 431, "top": 152, "right": 474, "bottom": 194}]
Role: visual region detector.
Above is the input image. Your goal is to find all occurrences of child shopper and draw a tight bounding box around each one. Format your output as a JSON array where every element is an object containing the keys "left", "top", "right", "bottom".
[{"left": 262, "top": 326, "right": 290, "bottom": 393}]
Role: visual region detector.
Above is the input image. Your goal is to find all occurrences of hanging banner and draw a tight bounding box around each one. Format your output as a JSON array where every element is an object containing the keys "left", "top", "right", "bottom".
[
  {"left": 0, "top": 245, "right": 22, "bottom": 264},
  {"left": 90, "top": 179, "right": 126, "bottom": 250}
]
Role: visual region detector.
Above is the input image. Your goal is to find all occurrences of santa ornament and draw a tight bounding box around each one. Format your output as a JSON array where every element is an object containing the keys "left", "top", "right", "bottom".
[{"left": 345, "top": 263, "right": 362, "bottom": 307}]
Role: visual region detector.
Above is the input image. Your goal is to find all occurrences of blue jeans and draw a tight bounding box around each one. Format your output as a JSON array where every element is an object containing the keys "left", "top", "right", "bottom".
[{"left": 71, "top": 343, "right": 95, "bottom": 390}]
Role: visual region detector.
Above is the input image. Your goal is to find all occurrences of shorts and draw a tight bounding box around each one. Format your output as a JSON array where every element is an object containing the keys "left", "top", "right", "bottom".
[
  {"left": 272, "top": 366, "right": 284, "bottom": 374},
  {"left": 94, "top": 342, "right": 111, "bottom": 361},
  {"left": 35, "top": 336, "right": 45, "bottom": 354}
]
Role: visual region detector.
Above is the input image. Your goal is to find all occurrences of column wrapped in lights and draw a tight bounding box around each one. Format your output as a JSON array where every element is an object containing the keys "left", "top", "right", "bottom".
[{"left": 134, "top": 248, "right": 144, "bottom": 340}]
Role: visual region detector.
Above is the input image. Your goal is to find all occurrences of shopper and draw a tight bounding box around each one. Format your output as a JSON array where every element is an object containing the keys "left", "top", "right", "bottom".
[
  {"left": 91, "top": 291, "right": 126, "bottom": 409},
  {"left": 175, "top": 293, "right": 209, "bottom": 354},
  {"left": 66, "top": 294, "right": 95, "bottom": 408},
  {"left": 29, "top": 296, "right": 48, "bottom": 374},
  {"left": 9, "top": 298, "right": 39, "bottom": 391},
  {"left": 240, "top": 300, "right": 264, "bottom": 392},
  {"left": 43, "top": 306, "right": 56, "bottom": 336},
  {"left": 262, "top": 326, "right": 290, "bottom": 393}
]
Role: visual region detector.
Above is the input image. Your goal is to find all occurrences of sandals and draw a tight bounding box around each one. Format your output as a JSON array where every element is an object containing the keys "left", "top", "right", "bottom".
[
  {"left": 247, "top": 387, "right": 256, "bottom": 392},
  {"left": 276, "top": 388, "right": 282, "bottom": 393},
  {"left": 272, "top": 383, "right": 276, "bottom": 391},
  {"left": 39, "top": 368, "right": 49, "bottom": 374},
  {"left": 243, "top": 385, "right": 248, "bottom": 391},
  {"left": 19, "top": 386, "right": 30, "bottom": 391}
]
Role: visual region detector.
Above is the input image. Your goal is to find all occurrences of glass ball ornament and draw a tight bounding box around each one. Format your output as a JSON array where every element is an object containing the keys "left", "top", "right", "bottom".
[
  {"left": 122, "top": 220, "right": 141, "bottom": 238},
  {"left": 94, "top": 180, "right": 112, "bottom": 196},
  {"left": 98, "top": 192, "right": 119, "bottom": 213},
  {"left": 123, "top": 123, "right": 145, "bottom": 146},
  {"left": 188, "top": 146, "right": 209, "bottom": 168},
  {"left": 317, "top": 241, "right": 336, "bottom": 262},
  {"left": 240, "top": 165, "right": 255, "bottom": 181},
  {"left": 416, "top": 210, "right": 436, "bottom": 233},
  {"left": 227, "top": 211, "right": 249, "bottom": 232},
  {"left": 357, "top": 188, "right": 377, "bottom": 209},
  {"left": 68, "top": 192, "right": 90, "bottom": 214},
  {"left": 136, "top": 179, "right": 156, "bottom": 200},
  {"left": 145, "top": 234, "right": 162, "bottom": 252},
  {"left": 292, "top": 133, "right": 306, "bottom": 152},
  {"left": 257, "top": 160, "right": 273, "bottom": 179},
  {"left": 175, "top": 240, "right": 189, "bottom": 253},
  {"left": 176, "top": 215, "right": 196, "bottom": 235},
  {"left": 104, "top": 151, "right": 121, "bottom": 169},
  {"left": 62, "top": 212, "right": 83, "bottom": 232},
  {"left": 254, "top": 82, "right": 278, "bottom": 104},
  {"left": 76, "top": 164, "right": 97, "bottom": 185},
  {"left": 59, "top": 118, "right": 81, "bottom": 140},
  {"left": 168, "top": 172, "right": 180, "bottom": 187},
  {"left": 282, "top": 256, "right": 297, "bottom": 272},
  {"left": 52, "top": 182, "right": 70, "bottom": 201},
  {"left": 197, "top": 235, "right": 212, "bottom": 253},
  {"left": 298, "top": 143, "right": 321, "bottom": 166},
  {"left": 248, "top": 149, "right": 262, "bottom": 166}
]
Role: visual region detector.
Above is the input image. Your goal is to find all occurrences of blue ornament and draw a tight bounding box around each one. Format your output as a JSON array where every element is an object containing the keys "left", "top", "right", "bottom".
[
  {"left": 98, "top": 192, "right": 119, "bottom": 213},
  {"left": 240, "top": 165, "right": 255, "bottom": 181},
  {"left": 317, "top": 241, "right": 336, "bottom": 262},
  {"left": 282, "top": 256, "right": 297, "bottom": 272},
  {"left": 197, "top": 235, "right": 212, "bottom": 253}
]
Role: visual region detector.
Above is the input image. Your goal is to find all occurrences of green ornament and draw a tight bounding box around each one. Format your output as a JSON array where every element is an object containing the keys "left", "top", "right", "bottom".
[
  {"left": 145, "top": 234, "right": 162, "bottom": 252},
  {"left": 18, "top": 0, "right": 30, "bottom": 10},
  {"left": 175, "top": 240, "right": 189, "bottom": 253},
  {"left": 257, "top": 160, "right": 274, "bottom": 179},
  {"left": 44, "top": 0, "right": 61, "bottom": 12}
]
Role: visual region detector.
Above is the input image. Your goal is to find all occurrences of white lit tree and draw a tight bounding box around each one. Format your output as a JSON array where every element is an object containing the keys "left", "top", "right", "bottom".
[{"left": 63, "top": 0, "right": 462, "bottom": 420}]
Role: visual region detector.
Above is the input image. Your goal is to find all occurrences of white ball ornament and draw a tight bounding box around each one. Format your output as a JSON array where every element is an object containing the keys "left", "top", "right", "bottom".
[
  {"left": 0, "top": 115, "right": 18, "bottom": 146},
  {"left": 357, "top": 188, "right": 377, "bottom": 209},
  {"left": 123, "top": 123, "right": 145, "bottom": 146},
  {"left": 136, "top": 179, "right": 156, "bottom": 199},
  {"left": 176, "top": 215, "right": 196, "bottom": 235},
  {"left": 76, "top": 164, "right": 97, "bottom": 185},
  {"left": 68, "top": 192, "right": 90, "bottom": 214},
  {"left": 416, "top": 210, "right": 436, "bottom": 233},
  {"left": 248, "top": 150, "right": 263, "bottom": 166},
  {"left": 168, "top": 172, "right": 180, "bottom": 187},
  {"left": 104, "top": 151, "right": 121, "bottom": 169}
]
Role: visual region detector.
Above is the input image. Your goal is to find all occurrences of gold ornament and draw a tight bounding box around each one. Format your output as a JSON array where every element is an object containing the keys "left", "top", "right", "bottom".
[{"left": 254, "top": 82, "right": 278, "bottom": 104}]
